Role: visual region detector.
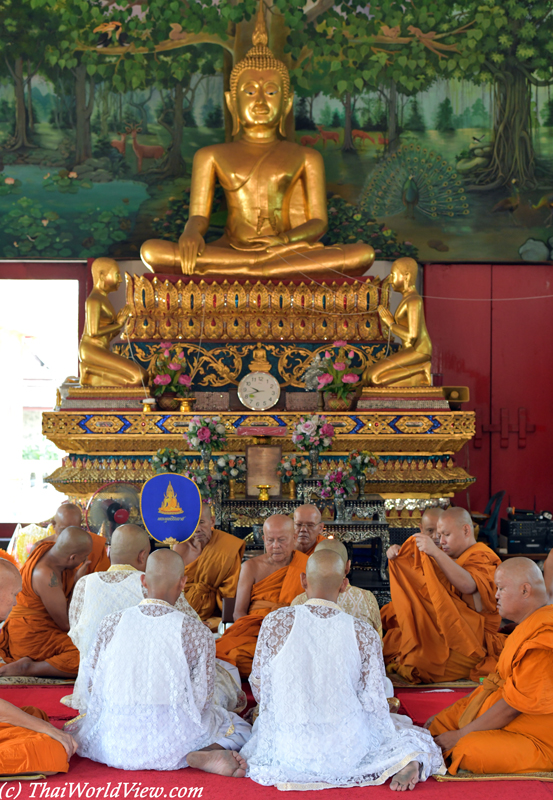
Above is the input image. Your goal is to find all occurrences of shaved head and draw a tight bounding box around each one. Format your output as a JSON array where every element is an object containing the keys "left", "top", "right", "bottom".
[
  {"left": 437, "top": 506, "right": 476, "bottom": 559},
  {"left": 294, "top": 504, "right": 324, "bottom": 554},
  {"left": 421, "top": 508, "right": 443, "bottom": 545},
  {"left": 263, "top": 515, "right": 296, "bottom": 564},
  {"left": 0, "top": 559, "right": 22, "bottom": 622},
  {"left": 52, "top": 527, "right": 92, "bottom": 560},
  {"left": 495, "top": 557, "right": 548, "bottom": 624},
  {"left": 142, "top": 548, "right": 186, "bottom": 605},
  {"left": 304, "top": 550, "right": 347, "bottom": 601},
  {"left": 314, "top": 538, "right": 347, "bottom": 563},
  {"left": 110, "top": 525, "right": 150, "bottom": 570},
  {"left": 54, "top": 503, "right": 82, "bottom": 535}
]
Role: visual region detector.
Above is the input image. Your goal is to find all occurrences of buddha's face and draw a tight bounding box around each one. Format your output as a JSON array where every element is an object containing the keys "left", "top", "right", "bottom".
[{"left": 235, "top": 68, "right": 285, "bottom": 131}]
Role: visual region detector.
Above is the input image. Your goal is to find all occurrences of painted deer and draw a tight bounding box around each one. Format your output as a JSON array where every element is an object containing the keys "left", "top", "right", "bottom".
[
  {"left": 300, "top": 133, "right": 322, "bottom": 147},
  {"left": 316, "top": 125, "right": 340, "bottom": 147},
  {"left": 352, "top": 130, "right": 375, "bottom": 146},
  {"left": 110, "top": 132, "right": 127, "bottom": 155},
  {"left": 378, "top": 134, "right": 389, "bottom": 146},
  {"left": 127, "top": 125, "right": 165, "bottom": 173}
]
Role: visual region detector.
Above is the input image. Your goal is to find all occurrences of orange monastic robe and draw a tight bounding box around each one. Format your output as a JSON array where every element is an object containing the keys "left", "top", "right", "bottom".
[
  {"left": 88, "top": 532, "right": 110, "bottom": 574},
  {"left": 0, "top": 541, "right": 79, "bottom": 675},
  {"left": 0, "top": 706, "right": 69, "bottom": 776},
  {"left": 216, "top": 550, "right": 308, "bottom": 677},
  {"left": 184, "top": 529, "right": 245, "bottom": 622},
  {"left": 382, "top": 537, "right": 505, "bottom": 683},
  {"left": 430, "top": 605, "right": 553, "bottom": 774},
  {"left": 303, "top": 534, "right": 327, "bottom": 557}
]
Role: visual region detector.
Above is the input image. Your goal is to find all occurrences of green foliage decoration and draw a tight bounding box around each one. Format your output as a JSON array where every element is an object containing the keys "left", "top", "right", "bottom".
[
  {"left": 3, "top": 197, "right": 73, "bottom": 258},
  {"left": 325, "top": 196, "right": 418, "bottom": 259},
  {"left": 42, "top": 169, "right": 93, "bottom": 193}
]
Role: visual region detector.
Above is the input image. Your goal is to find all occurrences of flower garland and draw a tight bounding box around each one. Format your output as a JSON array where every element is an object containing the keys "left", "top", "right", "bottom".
[
  {"left": 185, "top": 415, "right": 227, "bottom": 453},
  {"left": 291, "top": 414, "right": 335, "bottom": 452},
  {"left": 318, "top": 467, "right": 356, "bottom": 500},
  {"left": 276, "top": 455, "right": 310, "bottom": 484}
]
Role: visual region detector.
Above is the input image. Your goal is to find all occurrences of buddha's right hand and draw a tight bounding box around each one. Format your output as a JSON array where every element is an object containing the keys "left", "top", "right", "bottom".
[{"left": 179, "top": 231, "right": 205, "bottom": 275}]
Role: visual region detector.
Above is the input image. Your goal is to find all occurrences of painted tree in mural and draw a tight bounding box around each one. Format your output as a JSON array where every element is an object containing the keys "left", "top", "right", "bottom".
[
  {"left": 453, "top": 0, "right": 553, "bottom": 188},
  {"left": 0, "top": 0, "right": 60, "bottom": 150}
]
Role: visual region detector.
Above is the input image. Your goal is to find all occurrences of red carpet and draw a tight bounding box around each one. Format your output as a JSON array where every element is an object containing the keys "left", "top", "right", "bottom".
[{"left": 1, "top": 686, "right": 552, "bottom": 800}]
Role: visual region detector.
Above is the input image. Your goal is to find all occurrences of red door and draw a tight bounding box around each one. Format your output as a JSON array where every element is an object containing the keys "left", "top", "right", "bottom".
[{"left": 424, "top": 263, "right": 553, "bottom": 515}]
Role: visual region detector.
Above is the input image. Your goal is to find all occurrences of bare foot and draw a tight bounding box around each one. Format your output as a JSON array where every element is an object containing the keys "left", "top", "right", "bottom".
[
  {"left": 0, "top": 657, "right": 33, "bottom": 676},
  {"left": 390, "top": 761, "right": 421, "bottom": 791},
  {"left": 186, "top": 749, "right": 247, "bottom": 777}
]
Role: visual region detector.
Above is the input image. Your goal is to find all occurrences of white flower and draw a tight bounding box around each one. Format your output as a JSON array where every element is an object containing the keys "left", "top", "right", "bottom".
[
  {"left": 212, "top": 415, "right": 220, "bottom": 423},
  {"left": 323, "top": 437, "right": 331, "bottom": 446},
  {"left": 216, "top": 424, "right": 225, "bottom": 434},
  {"left": 230, "top": 468, "right": 239, "bottom": 477},
  {"left": 190, "top": 436, "right": 199, "bottom": 448},
  {"left": 217, "top": 457, "right": 226, "bottom": 467},
  {"left": 301, "top": 420, "right": 316, "bottom": 435},
  {"left": 301, "top": 467, "right": 309, "bottom": 475}
]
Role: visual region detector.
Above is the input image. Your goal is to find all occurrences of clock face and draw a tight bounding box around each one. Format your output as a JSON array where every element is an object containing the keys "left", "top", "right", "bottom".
[{"left": 238, "top": 372, "right": 281, "bottom": 411}]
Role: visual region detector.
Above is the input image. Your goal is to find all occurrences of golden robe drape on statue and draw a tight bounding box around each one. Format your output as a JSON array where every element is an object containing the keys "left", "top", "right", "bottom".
[
  {"left": 0, "top": 706, "right": 69, "bottom": 776},
  {"left": 0, "top": 542, "right": 80, "bottom": 675},
  {"left": 430, "top": 604, "right": 553, "bottom": 774},
  {"left": 215, "top": 550, "right": 308, "bottom": 677},
  {"left": 382, "top": 538, "right": 505, "bottom": 683},
  {"left": 184, "top": 529, "right": 245, "bottom": 622}
]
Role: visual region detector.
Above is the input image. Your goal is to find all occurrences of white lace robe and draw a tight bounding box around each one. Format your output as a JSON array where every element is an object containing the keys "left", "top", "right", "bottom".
[
  {"left": 67, "top": 567, "right": 245, "bottom": 714},
  {"left": 67, "top": 601, "right": 244, "bottom": 771},
  {"left": 241, "top": 600, "right": 446, "bottom": 790}
]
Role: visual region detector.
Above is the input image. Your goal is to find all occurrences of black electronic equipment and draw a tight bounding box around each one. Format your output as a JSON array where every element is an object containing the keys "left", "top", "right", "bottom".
[{"left": 500, "top": 515, "right": 553, "bottom": 554}]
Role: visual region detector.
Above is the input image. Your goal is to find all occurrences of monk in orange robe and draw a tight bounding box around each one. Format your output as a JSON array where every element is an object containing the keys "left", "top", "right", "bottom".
[
  {"left": 0, "top": 527, "right": 92, "bottom": 678},
  {"left": 293, "top": 504, "right": 326, "bottom": 556},
  {"left": 174, "top": 504, "right": 245, "bottom": 629},
  {"left": 30, "top": 503, "right": 109, "bottom": 574},
  {"left": 0, "top": 559, "right": 77, "bottom": 775},
  {"left": 382, "top": 507, "right": 505, "bottom": 684},
  {"left": 216, "top": 515, "right": 308, "bottom": 677},
  {"left": 429, "top": 557, "right": 553, "bottom": 775}
]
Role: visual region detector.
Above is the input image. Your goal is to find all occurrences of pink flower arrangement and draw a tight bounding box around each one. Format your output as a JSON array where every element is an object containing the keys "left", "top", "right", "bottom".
[
  {"left": 291, "top": 415, "right": 334, "bottom": 452},
  {"left": 185, "top": 415, "right": 227, "bottom": 454},
  {"left": 318, "top": 466, "right": 356, "bottom": 500},
  {"left": 316, "top": 342, "right": 361, "bottom": 401},
  {"left": 150, "top": 344, "right": 193, "bottom": 398}
]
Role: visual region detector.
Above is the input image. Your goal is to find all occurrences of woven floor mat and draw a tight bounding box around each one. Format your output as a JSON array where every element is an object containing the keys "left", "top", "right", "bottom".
[
  {"left": 434, "top": 771, "right": 553, "bottom": 782},
  {"left": 0, "top": 676, "right": 75, "bottom": 685},
  {"left": 390, "top": 676, "right": 479, "bottom": 688}
]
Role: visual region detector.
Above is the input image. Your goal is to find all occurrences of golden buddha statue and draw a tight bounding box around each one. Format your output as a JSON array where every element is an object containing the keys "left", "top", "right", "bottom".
[
  {"left": 140, "top": 4, "right": 374, "bottom": 281},
  {"left": 362, "top": 257, "right": 432, "bottom": 387},
  {"left": 158, "top": 482, "right": 183, "bottom": 515},
  {"left": 79, "top": 258, "right": 148, "bottom": 387},
  {"left": 249, "top": 342, "right": 271, "bottom": 372}
]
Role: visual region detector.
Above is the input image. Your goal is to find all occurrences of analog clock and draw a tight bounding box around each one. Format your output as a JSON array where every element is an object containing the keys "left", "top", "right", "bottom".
[{"left": 237, "top": 372, "right": 281, "bottom": 411}]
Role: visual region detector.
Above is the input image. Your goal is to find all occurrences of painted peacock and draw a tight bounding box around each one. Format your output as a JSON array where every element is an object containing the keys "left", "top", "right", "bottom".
[{"left": 360, "top": 143, "right": 470, "bottom": 220}]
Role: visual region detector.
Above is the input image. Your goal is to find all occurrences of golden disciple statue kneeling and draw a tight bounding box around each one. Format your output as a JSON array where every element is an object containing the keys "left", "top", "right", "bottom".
[
  {"left": 79, "top": 258, "right": 148, "bottom": 387},
  {"left": 140, "top": 7, "right": 374, "bottom": 281},
  {"left": 363, "top": 257, "right": 432, "bottom": 388}
]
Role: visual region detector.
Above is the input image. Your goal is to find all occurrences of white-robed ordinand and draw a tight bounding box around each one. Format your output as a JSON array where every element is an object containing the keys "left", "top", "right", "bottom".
[
  {"left": 67, "top": 565, "right": 245, "bottom": 714},
  {"left": 241, "top": 600, "right": 445, "bottom": 790},
  {"left": 66, "top": 599, "right": 251, "bottom": 771}
]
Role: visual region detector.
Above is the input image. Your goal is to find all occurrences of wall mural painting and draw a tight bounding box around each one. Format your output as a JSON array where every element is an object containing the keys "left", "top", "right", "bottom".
[{"left": 1, "top": 0, "right": 552, "bottom": 264}]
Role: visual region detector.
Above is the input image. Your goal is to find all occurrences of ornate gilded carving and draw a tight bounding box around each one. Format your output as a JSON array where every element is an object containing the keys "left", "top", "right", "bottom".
[
  {"left": 113, "top": 342, "right": 391, "bottom": 390},
  {"left": 123, "top": 276, "right": 389, "bottom": 343}
]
